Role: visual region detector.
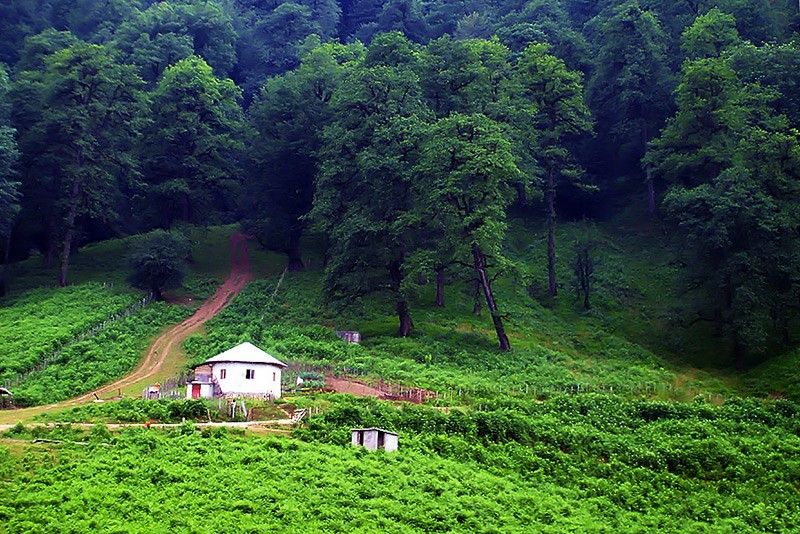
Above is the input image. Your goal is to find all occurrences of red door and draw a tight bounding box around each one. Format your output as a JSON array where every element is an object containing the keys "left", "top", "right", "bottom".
[{"left": 191, "top": 384, "right": 201, "bottom": 399}]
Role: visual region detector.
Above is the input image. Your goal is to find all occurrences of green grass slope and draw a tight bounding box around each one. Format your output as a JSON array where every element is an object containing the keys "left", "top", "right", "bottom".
[
  {"left": 0, "top": 284, "right": 141, "bottom": 384},
  {"left": 2, "top": 220, "right": 799, "bottom": 531},
  {"left": 2, "top": 406, "right": 798, "bottom": 532}
]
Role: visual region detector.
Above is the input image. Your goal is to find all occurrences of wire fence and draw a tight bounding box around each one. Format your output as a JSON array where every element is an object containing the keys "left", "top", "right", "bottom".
[
  {"left": 4, "top": 292, "right": 155, "bottom": 389},
  {"left": 282, "top": 361, "right": 725, "bottom": 405}
]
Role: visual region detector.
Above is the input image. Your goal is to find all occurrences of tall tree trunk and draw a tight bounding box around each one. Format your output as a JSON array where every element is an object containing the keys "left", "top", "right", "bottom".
[
  {"left": 473, "top": 278, "right": 482, "bottom": 316},
  {"left": 646, "top": 167, "right": 656, "bottom": 216},
  {"left": 473, "top": 245, "right": 511, "bottom": 351},
  {"left": 546, "top": 167, "right": 558, "bottom": 298},
  {"left": 576, "top": 248, "right": 593, "bottom": 310},
  {"left": 286, "top": 228, "right": 304, "bottom": 272},
  {"left": 59, "top": 181, "right": 82, "bottom": 287},
  {"left": 396, "top": 298, "right": 413, "bottom": 337},
  {"left": 389, "top": 260, "right": 413, "bottom": 337},
  {"left": 44, "top": 216, "right": 58, "bottom": 268},
  {"left": 435, "top": 267, "right": 445, "bottom": 307},
  {"left": 642, "top": 122, "right": 656, "bottom": 217}
]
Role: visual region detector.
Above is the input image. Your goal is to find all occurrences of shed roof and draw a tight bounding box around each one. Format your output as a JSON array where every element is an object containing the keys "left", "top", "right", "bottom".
[
  {"left": 202, "top": 342, "right": 287, "bottom": 368},
  {"left": 351, "top": 428, "right": 398, "bottom": 436}
]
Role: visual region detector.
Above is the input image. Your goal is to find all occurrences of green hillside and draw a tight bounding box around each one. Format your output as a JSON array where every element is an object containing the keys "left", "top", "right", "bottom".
[
  {"left": 0, "top": 221, "right": 798, "bottom": 530},
  {"left": 1, "top": 0, "right": 799, "bottom": 528}
]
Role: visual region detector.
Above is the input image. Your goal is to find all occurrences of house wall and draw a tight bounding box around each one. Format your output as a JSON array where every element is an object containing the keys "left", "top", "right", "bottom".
[
  {"left": 185, "top": 382, "right": 214, "bottom": 399},
  {"left": 363, "top": 431, "right": 379, "bottom": 451},
  {"left": 211, "top": 362, "right": 282, "bottom": 398}
]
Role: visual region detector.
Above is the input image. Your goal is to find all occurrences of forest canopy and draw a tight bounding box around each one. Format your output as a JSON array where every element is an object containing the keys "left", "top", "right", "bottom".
[{"left": 1, "top": 0, "right": 799, "bottom": 366}]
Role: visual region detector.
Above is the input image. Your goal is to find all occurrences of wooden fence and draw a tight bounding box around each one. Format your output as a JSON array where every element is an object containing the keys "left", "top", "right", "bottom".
[{"left": 281, "top": 361, "right": 722, "bottom": 404}]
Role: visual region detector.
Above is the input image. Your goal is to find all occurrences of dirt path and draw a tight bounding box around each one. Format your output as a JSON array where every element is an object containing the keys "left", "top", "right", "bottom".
[
  {"left": 325, "top": 376, "right": 385, "bottom": 398},
  {"left": 0, "top": 233, "right": 253, "bottom": 424},
  {"left": 0, "top": 419, "right": 293, "bottom": 433},
  {"left": 324, "top": 375, "right": 438, "bottom": 404}
]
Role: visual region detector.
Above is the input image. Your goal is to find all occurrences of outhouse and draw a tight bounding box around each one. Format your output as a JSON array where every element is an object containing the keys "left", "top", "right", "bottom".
[
  {"left": 351, "top": 428, "right": 398, "bottom": 452},
  {"left": 336, "top": 331, "right": 361, "bottom": 344}
]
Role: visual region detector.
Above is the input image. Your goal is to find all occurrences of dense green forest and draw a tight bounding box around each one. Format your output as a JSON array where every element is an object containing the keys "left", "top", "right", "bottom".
[{"left": 2, "top": 0, "right": 800, "bottom": 370}]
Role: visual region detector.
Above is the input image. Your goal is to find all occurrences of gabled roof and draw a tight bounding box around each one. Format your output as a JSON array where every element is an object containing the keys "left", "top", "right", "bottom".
[{"left": 203, "top": 342, "right": 287, "bottom": 368}]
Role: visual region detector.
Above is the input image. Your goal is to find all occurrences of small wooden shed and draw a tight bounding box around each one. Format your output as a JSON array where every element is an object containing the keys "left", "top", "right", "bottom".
[{"left": 351, "top": 428, "right": 398, "bottom": 452}]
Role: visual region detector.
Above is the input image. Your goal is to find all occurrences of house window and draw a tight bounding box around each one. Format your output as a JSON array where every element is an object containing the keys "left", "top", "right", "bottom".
[
  {"left": 246, "top": 369, "right": 255, "bottom": 380},
  {"left": 272, "top": 372, "right": 276, "bottom": 381},
  {"left": 219, "top": 369, "right": 227, "bottom": 379}
]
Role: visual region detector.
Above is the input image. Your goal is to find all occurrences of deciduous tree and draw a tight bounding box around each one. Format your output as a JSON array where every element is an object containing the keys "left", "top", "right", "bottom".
[
  {"left": 0, "top": 64, "right": 20, "bottom": 295},
  {"left": 515, "top": 43, "right": 592, "bottom": 298},
  {"left": 587, "top": 1, "right": 673, "bottom": 208},
  {"left": 246, "top": 42, "right": 363, "bottom": 270},
  {"left": 113, "top": 0, "right": 237, "bottom": 83},
  {"left": 417, "top": 113, "right": 521, "bottom": 350},
  {"left": 15, "top": 43, "right": 145, "bottom": 286},
  {"left": 311, "top": 50, "right": 429, "bottom": 337},
  {"left": 128, "top": 230, "right": 191, "bottom": 300},
  {"left": 649, "top": 56, "right": 800, "bottom": 364},
  {"left": 140, "top": 56, "right": 244, "bottom": 228},
  {"left": 681, "top": 8, "right": 741, "bottom": 60}
]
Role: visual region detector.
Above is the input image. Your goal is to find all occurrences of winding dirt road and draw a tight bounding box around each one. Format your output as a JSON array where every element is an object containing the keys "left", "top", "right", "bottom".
[{"left": 0, "top": 233, "right": 253, "bottom": 423}]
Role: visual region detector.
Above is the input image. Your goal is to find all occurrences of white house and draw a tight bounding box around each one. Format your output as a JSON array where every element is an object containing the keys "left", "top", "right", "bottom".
[{"left": 186, "top": 342, "right": 287, "bottom": 400}]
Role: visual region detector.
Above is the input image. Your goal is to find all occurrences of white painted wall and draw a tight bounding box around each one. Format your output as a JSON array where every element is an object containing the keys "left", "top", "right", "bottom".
[
  {"left": 383, "top": 433, "right": 399, "bottom": 452},
  {"left": 186, "top": 382, "right": 214, "bottom": 399},
  {"left": 211, "top": 362, "right": 282, "bottom": 398},
  {"left": 351, "top": 430, "right": 398, "bottom": 452}
]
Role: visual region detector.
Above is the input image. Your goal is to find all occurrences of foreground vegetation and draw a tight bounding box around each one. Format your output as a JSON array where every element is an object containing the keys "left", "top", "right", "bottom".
[
  {"left": 35, "top": 398, "right": 287, "bottom": 424},
  {"left": 2, "top": 391, "right": 798, "bottom": 532}
]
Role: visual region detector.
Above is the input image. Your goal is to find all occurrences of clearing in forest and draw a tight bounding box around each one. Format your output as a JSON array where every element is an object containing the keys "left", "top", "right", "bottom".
[{"left": 0, "top": 233, "right": 253, "bottom": 424}]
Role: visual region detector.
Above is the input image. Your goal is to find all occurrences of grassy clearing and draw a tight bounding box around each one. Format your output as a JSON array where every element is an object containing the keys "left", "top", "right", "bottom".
[
  {"left": 508, "top": 217, "right": 731, "bottom": 368},
  {"left": 4, "top": 225, "right": 268, "bottom": 297},
  {"left": 743, "top": 347, "right": 800, "bottom": 401},
  {"left": 183, "top": 265, "right": 738, "bottom": 403},
  {"left": 10, "top": 303, "right": 191, "bottom": 406},
  {"left": 0, "top": 284, "right": 140, "bottom": 383}
]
